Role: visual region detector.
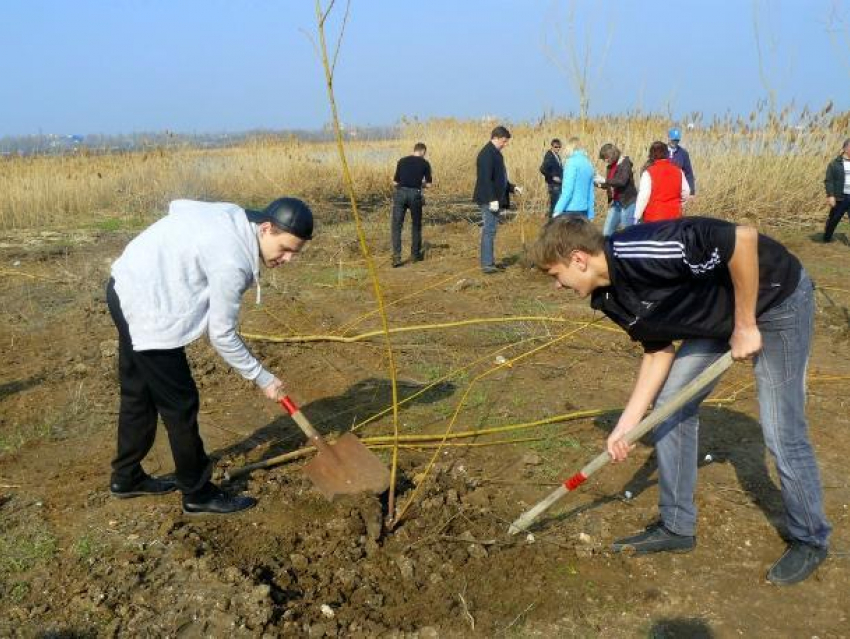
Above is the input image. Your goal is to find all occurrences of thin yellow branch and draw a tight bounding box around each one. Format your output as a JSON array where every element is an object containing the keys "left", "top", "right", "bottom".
[
  {"left": 391, "top": 319, "right": 602, "bottom": 527},
  {"left": 314, "top": 0, "right": 402, "bottom": 522},
  {"left": 225, "top": 405, "right": 610, "bottom": 479},
  {"left": 242, "top": 314, "right": 622, "bottom": 344},
  {"left": 334, "top": 264, "right": 481, "bottom": 336}
]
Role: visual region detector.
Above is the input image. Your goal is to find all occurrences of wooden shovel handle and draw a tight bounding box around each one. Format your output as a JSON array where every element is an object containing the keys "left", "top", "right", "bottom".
[
  {"left": 508, "top": 351, "right": 734, "bottom": 534},
  {"left": 279, "top": 396, "right": 321, "bottom": 440}
]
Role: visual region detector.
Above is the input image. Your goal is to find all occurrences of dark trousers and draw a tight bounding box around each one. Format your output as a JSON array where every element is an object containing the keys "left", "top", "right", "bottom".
[
  {"left": 547, "top": 184, "right": 561, "bottom": 217},
  {"left": 824, "top": 197, "right": 850, "bottom": 242},
  {"left": 106, "top": 278, "right": 211, "bottom": 494},
  {"left": 391, "top": 187, "right": 423, "bottom": 258}
]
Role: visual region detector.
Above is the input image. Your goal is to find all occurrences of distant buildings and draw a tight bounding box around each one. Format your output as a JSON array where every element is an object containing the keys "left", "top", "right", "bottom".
[{"left": 0, "top": 126, "right": 398, "bottom": 156}]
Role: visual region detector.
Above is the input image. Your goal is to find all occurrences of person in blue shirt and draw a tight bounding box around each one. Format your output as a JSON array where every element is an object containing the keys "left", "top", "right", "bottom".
[
  {"left": 553, "top": 137, "right": 595, "bottom": 218},
  {"left": 668, "top": 127, "right": 696, "bottom": 195}
]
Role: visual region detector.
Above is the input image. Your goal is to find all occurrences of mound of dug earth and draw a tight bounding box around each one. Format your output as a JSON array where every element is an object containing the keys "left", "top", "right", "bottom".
[{"left": 12, "top": 458, "right": 575, "bottom": 637}]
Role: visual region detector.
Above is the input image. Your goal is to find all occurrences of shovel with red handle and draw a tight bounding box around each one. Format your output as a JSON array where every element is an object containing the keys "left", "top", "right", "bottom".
[
  {"left": 508, "top": 352, "right": 733, "bottom": 535},
  {"left": 279, "top": 395, "right": 391, "bottom": 500}
]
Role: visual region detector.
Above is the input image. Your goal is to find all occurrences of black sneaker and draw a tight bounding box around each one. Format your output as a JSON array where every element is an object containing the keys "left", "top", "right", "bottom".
[
  {"left": 110, "top": 475, "right": 177, "bottom": 499},
  {"left": 392, "top": 256, "right": 403, "bottom": 268},
  {"left": 481, "top": 265, "right": 500, "bottom": 275},
  {"left": 412, "top": 253, "right": 425, "bottom": 263},
  {"left": 182, "top": 483, "right": 257, "bottom": 516},
  {"left": 767, "top": 542, "right": 827, "bottom": 585},
  {"left": 612, "top": 521, "right": 696, "bottom": 554}
]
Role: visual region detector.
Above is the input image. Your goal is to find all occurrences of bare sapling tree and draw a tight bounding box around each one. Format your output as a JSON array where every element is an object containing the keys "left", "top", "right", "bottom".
[
  {"left": 541, "top": 0, "right": 613, "bottom": 129},
  {"left": 752, "top": 0, "right": 778, "bottom": 114},
  {"left": 825, "top": 0, "right": 850, "bottom": 80},
  {"left": 309, "top": 0, "right": 403, "bottom": 524}
]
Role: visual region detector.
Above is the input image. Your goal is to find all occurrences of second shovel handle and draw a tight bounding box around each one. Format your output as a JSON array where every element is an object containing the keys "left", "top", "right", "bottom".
[{"left": 279, "top": 396, "right": 321, "bottom": 440}]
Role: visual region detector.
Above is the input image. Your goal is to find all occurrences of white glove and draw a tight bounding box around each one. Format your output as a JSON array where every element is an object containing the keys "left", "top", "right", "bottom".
[
  {"left": 262, "top": 376, "right": 284, "bottom": 401},
  {"left": 489, "top": 201, "right": 499, "bottom": 212},
  {"left": 514, "top": 186, "right": 524, "bottom": 195},
  {"left": 593, "top": 174, "right": 605, "bottom": 186}
]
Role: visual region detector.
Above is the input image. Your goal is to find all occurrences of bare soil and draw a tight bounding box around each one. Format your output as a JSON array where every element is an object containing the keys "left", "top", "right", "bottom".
[{"left": 1, "top": 211, "right": 849, "bottom": 638}]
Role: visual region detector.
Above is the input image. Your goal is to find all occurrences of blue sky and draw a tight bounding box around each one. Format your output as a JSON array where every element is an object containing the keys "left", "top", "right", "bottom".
[{"left": 0, "top": 0, "right": 846, "bottom": 136}]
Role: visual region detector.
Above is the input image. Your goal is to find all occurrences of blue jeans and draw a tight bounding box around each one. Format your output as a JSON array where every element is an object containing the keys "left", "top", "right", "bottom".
[
  {"left": 652, "top": 271, "right": 830, "bottom": 547},
  {"left": 480, "top": 204, "right": 499, "bottom": 267},
  {"left": 603, "top": 201, "right": 635, "bottom": 236}
]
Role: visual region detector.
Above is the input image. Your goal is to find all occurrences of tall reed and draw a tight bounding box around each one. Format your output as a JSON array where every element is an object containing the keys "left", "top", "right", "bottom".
[{"left": 1, "top": 104, "right": 845, "bottom": 230}]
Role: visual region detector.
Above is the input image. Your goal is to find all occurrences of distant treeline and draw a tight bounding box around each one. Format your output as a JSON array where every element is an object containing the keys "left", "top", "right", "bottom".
[{"left": 0, "top": 126, "right": 399, "bottom": 156}]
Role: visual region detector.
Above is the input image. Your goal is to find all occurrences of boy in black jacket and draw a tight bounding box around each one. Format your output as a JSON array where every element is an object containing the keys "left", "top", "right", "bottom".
[{"left": 530, "top": 214, "right": 830, "bottom": 585}]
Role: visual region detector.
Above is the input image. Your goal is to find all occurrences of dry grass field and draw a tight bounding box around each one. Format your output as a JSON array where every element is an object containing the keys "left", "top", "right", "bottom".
[{"left": 2, "top": 105, "right": 848, "bottom": 231}]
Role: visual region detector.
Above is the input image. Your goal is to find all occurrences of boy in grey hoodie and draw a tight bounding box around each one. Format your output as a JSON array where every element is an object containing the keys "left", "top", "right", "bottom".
[{"left": 107, "top": 197, "right": 313, "bottom": 515}]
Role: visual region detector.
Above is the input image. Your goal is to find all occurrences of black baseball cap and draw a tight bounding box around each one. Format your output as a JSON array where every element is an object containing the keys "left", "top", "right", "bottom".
[{"left": 246, "top": 197, "right": 314, "bottom": 240}]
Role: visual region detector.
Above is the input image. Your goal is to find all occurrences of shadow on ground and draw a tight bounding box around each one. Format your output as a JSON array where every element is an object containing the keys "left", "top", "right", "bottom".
[
  {"left": 809, "top": 231, "right": 849, "bottom": 246},
  {"left": 0, "top": 376, "right": 43, "bottom": 402},
  {"left": 212, "top": 376, "right": 456, "bottom": 464},
  {"left": 650, "top": 617, "right": 714, "bottom": 638}
]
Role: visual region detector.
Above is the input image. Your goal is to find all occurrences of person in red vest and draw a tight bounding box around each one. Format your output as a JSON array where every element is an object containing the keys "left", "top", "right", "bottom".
[{"left": 634, "top": 141, "right": 691, "bottom": 223}]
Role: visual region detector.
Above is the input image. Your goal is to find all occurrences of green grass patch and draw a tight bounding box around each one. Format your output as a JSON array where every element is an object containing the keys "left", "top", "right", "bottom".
[
  {"left": 0, "top": 386, "right": 91, "bottom": 457},
  {"left": 0, "top": 522, "right": 57, "bottom": 575},
  {"left": 0, "top": 420, "right": 55, "bottom": 456},
  {"left": 430, "top": 401, "right": 456, "bottom": 420},
  {"left": 511, "top": 297, "right": 562, "bottom": 317},
  {"left": 487, "top": 324, "right": 536, "bottom": 343},
  {"left": 413, "top": 361, "right": 446, "bottom": 382},
  {"left": 94, "top": 217, "right": 129, "bottom": 232},
  {"left": 527, "top": 433, "right": 584, "bottom": 480},
  {"left": 297, "top": 265, "right": 367, "bottom": 288},
  {"left": 527, "top": 434, "right": 582, "bottom": 454},
  {"left": 7, "top": 580, "right": 30, "bottom": 603},
  {"left": 74, "top": 533, "right": 108, "bottom": 562},
  {"left": 466, "top": 389, "right": 490, "bottom": 409},
  {"left": 89, "top": 212, "right": 153, "bottom": 233},
  {"left": 0, "top": 403, "right": 88, "bottom": 457}
]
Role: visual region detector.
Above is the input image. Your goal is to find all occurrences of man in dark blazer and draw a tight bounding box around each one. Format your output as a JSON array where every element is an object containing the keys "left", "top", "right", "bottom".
[
  {"left": 823, "top": 137, "right": 850, "bottom": 242},
  {"left": 473, "top": 125, "right": 522, "bottom": 274},
  {"left": 540, "top": 138, "right": 563, "bottom": 217}
]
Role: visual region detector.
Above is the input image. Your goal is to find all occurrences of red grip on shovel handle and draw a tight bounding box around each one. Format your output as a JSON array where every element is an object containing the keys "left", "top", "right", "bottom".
[
  {"left": 279, "top": 395, "right": 321, "bottom": 442},
  {"left": 563, "top": 472, "right": 587, "bottom": 491},
  {"left": 280, "top": 395, "right": 299, "bottom": 415}
]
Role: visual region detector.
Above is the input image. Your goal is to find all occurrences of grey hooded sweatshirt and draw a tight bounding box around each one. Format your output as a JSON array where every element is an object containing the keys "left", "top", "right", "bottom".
[{"left": 111, "top": 199, "right": 273, "bottom": 389}]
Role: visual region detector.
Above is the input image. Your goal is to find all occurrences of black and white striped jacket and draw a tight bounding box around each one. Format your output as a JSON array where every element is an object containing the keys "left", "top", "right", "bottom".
[{"left": 590, "top": 217, "right": 802, "bottom": 352}]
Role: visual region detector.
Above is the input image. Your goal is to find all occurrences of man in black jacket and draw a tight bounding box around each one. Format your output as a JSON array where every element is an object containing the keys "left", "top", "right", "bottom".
[
  {"left": 539, "top": 138, "right": 563, "bottom": 217},
  {"left": 473, "top": 126, "right": 522, "bottom": 274},
  {"left": 530, "top": 215, "right": 831, "bottom": 585},
  {"left": 391, "top": 142, "right": 433, "bottom": 267},
  {"left": 823, "top": 137, "right": 850, "bottom": 243}
]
